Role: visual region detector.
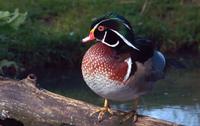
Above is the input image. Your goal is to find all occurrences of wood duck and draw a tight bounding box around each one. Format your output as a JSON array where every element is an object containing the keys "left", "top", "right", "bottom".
[{"left": 81, "top": 13, "right": 165, "bottom": 122}]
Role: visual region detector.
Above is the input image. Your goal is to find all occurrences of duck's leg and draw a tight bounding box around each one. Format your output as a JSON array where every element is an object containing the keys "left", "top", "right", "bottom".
[
  {"left": 90, "top": 99, "right": 113, "bottom": 121},
  {"left": 121, "top": 98, "right": 138, "bottom": 123}
]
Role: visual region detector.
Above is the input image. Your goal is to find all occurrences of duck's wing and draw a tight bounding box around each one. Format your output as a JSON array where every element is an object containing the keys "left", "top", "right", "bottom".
[
  {"left": 131, "top": 38, "right": 155, "bottom": 62},
  {"left": 146, "top": 51, "right": 166, "bottom": 81},
  {"left": 124, "top": 51, "right": 165, "bottom": 93},
  {"left": 123, "top": 59, "right": 152, "bottom": 95},
  {"left": 134, "top": 50, "right": 166, "bottom": 82}
]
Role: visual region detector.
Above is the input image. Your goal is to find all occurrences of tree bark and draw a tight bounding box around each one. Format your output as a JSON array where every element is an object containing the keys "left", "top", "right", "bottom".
[{"left": 0, "top": 75, "right": 182, "bottom": 126}]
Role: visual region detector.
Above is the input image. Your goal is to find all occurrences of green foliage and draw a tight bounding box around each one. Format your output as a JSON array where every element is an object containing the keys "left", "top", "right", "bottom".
[
  {"left": 0, "top": 0, "right": 199, "bottom": 70},
  {"left": 0, "top": 9, "right": 27, "bottom": 29}
]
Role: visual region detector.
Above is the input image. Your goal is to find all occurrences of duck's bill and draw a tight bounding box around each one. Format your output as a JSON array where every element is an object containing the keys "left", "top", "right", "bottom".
[
  {"left": 82, "top": 34, "right": 95, "bottom": 43},
  {"left": 82, "top": 36, "right": 93, "bottom": 43},
  {"left": 82, "top": 30, "right": 95, "bottom": 43}
]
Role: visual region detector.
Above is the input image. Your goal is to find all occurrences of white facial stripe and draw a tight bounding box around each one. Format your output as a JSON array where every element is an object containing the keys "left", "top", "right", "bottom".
[
  {"left": 107, "top": 18, "right": 131, "bottom": 30},
  {"left": 110, "top": 29, "right": 140, "bottom": 51},
  {"left": 92, "top": 18, "right": 111, "bottom": 30},
  {"left": 122, "top": 23, "right": 131, "bottom": 30},
  {"left": 123, "top": 57, "right": 132, "bottom": 82},
  {"left": 109, "top": 18, "right": 132, "bottom": 30},
  {"left": 101, "top": 31, "right": 119, "bottom": 47},
  {"left": 92, "top": 18, "right": 131, "bottom": 31}
]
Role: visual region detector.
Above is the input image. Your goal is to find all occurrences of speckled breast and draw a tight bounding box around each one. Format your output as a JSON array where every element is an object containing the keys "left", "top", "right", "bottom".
[{"left": 81, "top": 43, "right": 140, "bottom": 101}]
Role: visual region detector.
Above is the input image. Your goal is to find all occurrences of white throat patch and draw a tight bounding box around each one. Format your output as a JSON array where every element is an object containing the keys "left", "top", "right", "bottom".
[{"left": 101, "top": 31, "right": 119, "bottom": 47}]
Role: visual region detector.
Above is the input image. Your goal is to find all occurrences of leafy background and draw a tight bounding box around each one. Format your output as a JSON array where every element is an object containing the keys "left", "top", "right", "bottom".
[{"left": 0, "top": 0, "right": 200, "bottom": 77}]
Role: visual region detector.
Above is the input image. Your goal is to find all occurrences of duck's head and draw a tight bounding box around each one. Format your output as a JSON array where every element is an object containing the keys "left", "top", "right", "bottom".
[{"left": 82, "top": 13, "right": 140, "bottom": 51}]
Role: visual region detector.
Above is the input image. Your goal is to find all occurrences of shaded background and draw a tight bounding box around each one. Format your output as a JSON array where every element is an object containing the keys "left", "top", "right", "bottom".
[{"left": 0, "top": 0, "right": 200, "bottom": 125}]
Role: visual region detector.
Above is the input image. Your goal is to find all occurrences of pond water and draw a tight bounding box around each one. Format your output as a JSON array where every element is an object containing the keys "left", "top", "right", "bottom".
[{"left": 38, "top": 68, "right": 200, "bottom": 126}]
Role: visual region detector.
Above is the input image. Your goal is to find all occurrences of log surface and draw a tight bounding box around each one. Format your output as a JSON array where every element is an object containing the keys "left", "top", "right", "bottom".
[{"left": 0, "top": 75, "right": 182, "bottom": 126}]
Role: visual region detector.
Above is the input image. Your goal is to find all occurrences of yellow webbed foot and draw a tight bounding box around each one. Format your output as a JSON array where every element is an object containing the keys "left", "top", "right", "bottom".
[
  {"left": 90, "top": 99, "right": 113, "bottom": 122},
  {"left": 90, "top": 106, "right": 113, "bottom": 121}
]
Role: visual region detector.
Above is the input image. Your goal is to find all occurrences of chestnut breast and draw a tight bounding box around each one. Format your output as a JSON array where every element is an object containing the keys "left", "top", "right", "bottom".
[
  {"left": 81, "top": 43, "right": 129, "bottom": 83},
  {"left": 81, "top": 43, "right": 155, "bottom": 101}
]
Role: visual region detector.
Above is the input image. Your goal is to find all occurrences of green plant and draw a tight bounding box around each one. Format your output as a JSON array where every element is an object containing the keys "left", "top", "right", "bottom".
[{"left": 0, "top": 0, "right": 199, "bottom": 71}]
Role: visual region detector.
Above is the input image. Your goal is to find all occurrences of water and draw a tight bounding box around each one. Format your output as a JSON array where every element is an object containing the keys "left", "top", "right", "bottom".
[
  {"left": 38, "top": 68, "right": 200, "bottom": 126},
  {"left": 140, "top": 105, "right": 200, "bottom": 125}
]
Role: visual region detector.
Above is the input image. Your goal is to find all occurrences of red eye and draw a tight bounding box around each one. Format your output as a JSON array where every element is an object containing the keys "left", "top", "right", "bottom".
[{"left": 98, "top": 25, "right": 105, "bottom": 31}]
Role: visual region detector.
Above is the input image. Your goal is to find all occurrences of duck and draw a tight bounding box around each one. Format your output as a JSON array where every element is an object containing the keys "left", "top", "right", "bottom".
[{"left": 81, "top": 13, "right": 166, "bottom": 122}]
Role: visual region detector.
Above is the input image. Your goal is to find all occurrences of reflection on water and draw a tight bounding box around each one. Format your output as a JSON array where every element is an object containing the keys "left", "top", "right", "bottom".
[
  {"left": 140, "top": 105, "right": 200, "bottom": 126},
  {"left": 38, "top": 68, "right": 200, "bottom": 126},
  {"left": 112, "top": 103, "right": 200, "bottom": 126}
]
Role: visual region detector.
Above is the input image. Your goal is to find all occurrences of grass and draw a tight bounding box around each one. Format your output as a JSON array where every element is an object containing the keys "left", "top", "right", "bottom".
[{"left": 0, "top": 0, "right": 200, "bottom": 70}]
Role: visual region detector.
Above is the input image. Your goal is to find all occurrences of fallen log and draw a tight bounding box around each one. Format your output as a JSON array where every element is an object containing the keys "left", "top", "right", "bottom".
[{"left": 0, "top": 74, "right": 182, "bottom": 126}]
